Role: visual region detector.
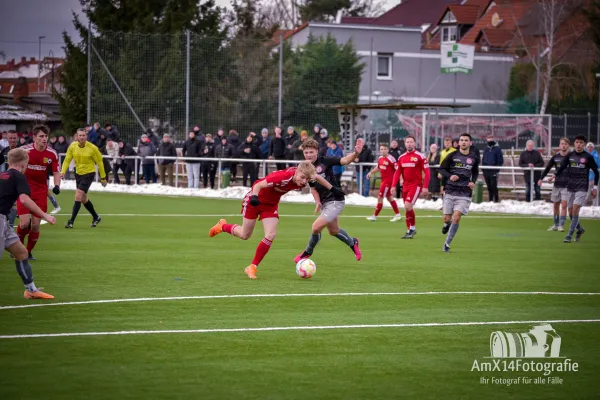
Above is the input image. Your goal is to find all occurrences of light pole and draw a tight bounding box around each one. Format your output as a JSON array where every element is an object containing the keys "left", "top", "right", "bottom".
[
  {"left": 38, "top": 36, "right": 46, "bottom": 92},
  {"left": 48, "top": 50, "right": 54, "bottom": 93},
  {"left": 596, "top": 73, "right": 600, "bottom": 143}
]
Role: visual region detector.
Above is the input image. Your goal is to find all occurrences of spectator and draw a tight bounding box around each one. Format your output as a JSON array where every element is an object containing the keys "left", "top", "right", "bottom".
[
  {"left": 214, "top": 136, "right": 233, "bottom": 174},
  {"left": 357, "top": 142, "right": 374, "bottom": 196},
  {"left": 519, "top": 139, "right": 544, "bottom": 201},
  {"left": 182, "top": 131, "right": 203, "bottom": 189},
  {"left": 248, "top": 131, "right": 262, "bottom": 148},
  {"left": 482, "top": 134, "right": 504, "bottom": 202},
  {"left": 105, "top": 137, "right": 121, "bottom": 184},
  {"left": 318, "top": 128, "right": 329, "bottom": 155},
  {"left": 18, "top": 137, "right": 27, "bottom": 147},
  {"left": 0, "top": 130, "right": 18, "bottom": 172},
  {"left": 238, "top": 134, "right": 261, "bottom": 187},
  {"left": 389, "top": 139, "right": 402, "bottom": 160},
  {"left": 49, "top": 135, "right": 58, "bottom": 149},
  {"left": 138, "top": 134, "right": 157, "bottom": 183},
  {"left": 216, "top": 128, "right": 225, "bottom": 143},
  {"left": 269, "top": 126, "right": 286, "bottom": 170},
  {"left": 313, "top": 123, "right": 323, "bottom": 142},
  {"left": 118, "top": 140, "right": 137, "bottom": 185},
  {"left": 284, "top": 126, "right": 299, "bottom": 164},
  {"left": 158, "top": 133, "right": 177, "bottom": 186},
  {"left": 439, "top": 136, "right": 457, "bottom": 194},
  {"left": 202, "top": 134, "right": 216, "bottom": 189},
  {"left": 292, "top": 131, "right": 308, "bottom": 160},
  {"left": 259, "top": 128, "right": 270, "bottom": 159},
  {"left": 53, "top": 134, "right": 69, "bottom": 157},
  {"left": 193, "top": 126, "right": 205, "bottom": 143},
  {"left": 228, "top": 130, "right": 241, "bottom": 181},
  {"left": 586, "top": 142, "right": 600, "bottom": 204},
  {"left": 97, "top": 131, "right": 108, "bottom": 151},
  {"left": 427, "top": 143, "right": 441, "bottom": 200},
  {"left": 0, "top": 131, "right": 8, "bottom": 148},
  {"left": 326, "top": 140, "right": 345, "bottom": 186},
  {"left": 104, "top": 122, "right": 120, "bottom": 141},
  {"left": 88, "top": 123, "right": 100, "bottom": 146},
  {"left": 452, "top": 139, "right": 459, "bottom": 150},
  {"left": 145, "top": 128, "right": 160, "bottom": 148}
]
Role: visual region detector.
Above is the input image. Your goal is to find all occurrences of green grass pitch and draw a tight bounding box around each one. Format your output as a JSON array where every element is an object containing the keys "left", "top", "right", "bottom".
[{"left": 1, "top": 192, "right": 599, "bottom": 399}]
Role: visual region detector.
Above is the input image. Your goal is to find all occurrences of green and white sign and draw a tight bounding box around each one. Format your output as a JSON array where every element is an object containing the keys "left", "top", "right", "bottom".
[{"left": 441, "top": 43, "right": 475, "bottom": 74}]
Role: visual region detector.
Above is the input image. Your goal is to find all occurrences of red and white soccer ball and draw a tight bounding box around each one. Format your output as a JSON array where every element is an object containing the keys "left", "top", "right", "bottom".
[{"left": 296, "top": 258, "right": 316, "bottom": 279}]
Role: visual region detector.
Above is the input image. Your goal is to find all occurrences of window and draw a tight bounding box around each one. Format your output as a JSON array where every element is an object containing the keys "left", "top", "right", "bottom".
[
  {"left": 377, "top": 53, "right": 392, "bottom": 80},
  {"left": 9, "top": 85, "right": 14, "bottom": 94},
  {"left": 442, "top": 26, "right": 457, "bottom": 43},
  {"left": 442, "top": 11, "right": 457, "bottom": 23}
]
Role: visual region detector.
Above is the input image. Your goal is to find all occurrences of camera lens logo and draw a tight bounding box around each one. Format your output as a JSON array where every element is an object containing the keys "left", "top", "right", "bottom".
[{"left": 490, "top": 323, "right": 561, "bottom": 358}]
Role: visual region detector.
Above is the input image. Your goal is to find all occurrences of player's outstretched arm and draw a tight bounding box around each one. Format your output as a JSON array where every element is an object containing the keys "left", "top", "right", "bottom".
[
  {"left": 367, "top": 165, "right": 379, "bottom": 179},
  {"left": 19, "top": 194, "right": 55, "bottom": 224},
  {"left": 340, "top": 139, "right": 364, "bottom": 166}
]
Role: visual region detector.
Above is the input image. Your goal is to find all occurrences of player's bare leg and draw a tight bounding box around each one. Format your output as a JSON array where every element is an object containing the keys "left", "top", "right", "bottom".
[
  {"left": 402, "top": 201, "right": 417, "bottom": 239},
  {"left": 442, "top": 210, "right": 463, "bottom": 252},
  {"left": 557, "top": 200, "right": 568, "bottom": 231},
  {"left": 386, "top": 195, "right": 401, "bottom": 221},
  {"left": 6, "top": 241, "right": 54, "bottom": 299},
  {"left": 245, "top": 217, "right": 278, "bottom": 279},
  {"left": 326, "top": 217, "right": 362, "bottom": 261},
  {"left": 212, "top": 217, "right": 257, "bottom": 239}
]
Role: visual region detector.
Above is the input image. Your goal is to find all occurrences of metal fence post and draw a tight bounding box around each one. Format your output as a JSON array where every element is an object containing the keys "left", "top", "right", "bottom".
[
  {"left": 262, "top": 160, "right": 267, "bottom": 178},
  {"left": 185, "top": 30, "right": 190, "bottom": 141},
  {"left": 134, "top": 157, "right": 139, "bottom": 184},
  {"left": 529, "top": 166, "right": 534, "bottom": 202},
  {"left": 358, "top": 164, "right": 363, "bottom": 196},
  {"left": 217, "top": 159, "right": 222, "bottom": 189},
  {"left": 87, "top": 22, "right": 92, "bottom": 124},
  {"left": 175, "top": 157, "right": 179, "bottom": 187},
  {"left": 278, "top": 34, "right": 283, "bottom": 127},
  {"left": 588, "top": 112, "right": 591, "bottom": 142},
  {"left": 563, "top": 113, "right": 567, "bottom": 137}
]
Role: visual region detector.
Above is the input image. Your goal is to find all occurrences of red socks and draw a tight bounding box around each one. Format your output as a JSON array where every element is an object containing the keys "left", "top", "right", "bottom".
[
  {"left": 374, "top": 203, "right": 383, "bottom": 216},
  {"left": 26, "top": 231, "right": 40, "bottom": 252},
  {"left": 405, "top": 210, "right": 416, "bottom": 229},
  {"left": 390, "top": 200, "right": 400, "bottom": 214},
  {"left": 222, "top": 224, "right": 238, "bottom": 235},
  {"left": 17, "top": 225, "right": 29, "bottom": 244},
  {"left": 252, "top": 237, "right": 273, "bottom": 266}
]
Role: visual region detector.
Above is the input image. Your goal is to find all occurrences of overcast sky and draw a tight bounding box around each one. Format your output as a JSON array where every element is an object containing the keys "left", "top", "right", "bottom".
[{"left": 0, "top": 0, "right": 399, "bottom": 60}]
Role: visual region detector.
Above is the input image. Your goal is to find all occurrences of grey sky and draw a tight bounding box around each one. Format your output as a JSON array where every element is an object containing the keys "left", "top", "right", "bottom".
[{"left": 0, "top": 0, "right": 399, "bottom": 60}]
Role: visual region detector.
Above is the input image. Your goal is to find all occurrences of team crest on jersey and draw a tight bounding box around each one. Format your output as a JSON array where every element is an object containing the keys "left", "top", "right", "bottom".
[
  {"left": 580, "top": 158, "right": 586, "bottom": 163},
  {"left": 316, "top": 165, "right": 323, "bottom": 174},
  {"left": 411, "top": 157, "right": 418, "bottom": 162},
  {"left": 43, "top": 157, "right": 52, "bottom": 164},
  {"left": 466, "top": 158, "right": 472, "bottom": 164}
]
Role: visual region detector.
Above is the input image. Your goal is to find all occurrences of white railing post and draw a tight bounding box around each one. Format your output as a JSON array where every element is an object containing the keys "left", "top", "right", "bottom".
[
  {"left": 134, "top": 157, "right": 139, "bottom": 184},
  {"left": 217, "top": 160, "right": 222, "bottom": 189},
  {"left": 175, "top": 156, "right": 179, "bottom": 187},
  {"left": 529, "top": 165, "right": 534, "bottom": 202},
  {"left": 358, "top": 164, "right": 363, "bottom": 196}
]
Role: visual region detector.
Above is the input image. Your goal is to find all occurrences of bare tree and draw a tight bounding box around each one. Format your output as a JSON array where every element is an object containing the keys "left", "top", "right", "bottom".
[{"left": 511, "top": 0, "right": 584, "bottom": 115}]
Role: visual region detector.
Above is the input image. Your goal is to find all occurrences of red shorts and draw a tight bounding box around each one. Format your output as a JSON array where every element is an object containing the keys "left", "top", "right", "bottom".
[
  {"left": 378, "top": 181, "right": 394, "bottom": 198},
  {"left": 241, "top": 193, "right": 279, "bottom": 220},
  {"left": 402, "top": 185, "right": 422, "bottom": 205},
  {"left": 17, "top": 191, "right": 47, "bottom": 216}
]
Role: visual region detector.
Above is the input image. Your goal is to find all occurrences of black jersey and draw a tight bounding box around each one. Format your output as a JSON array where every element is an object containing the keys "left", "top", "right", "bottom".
[
  {"left": 540, "top": 152, "right": 569, "bottom": 188},
  {"left": 556, "top": 151, "right": 599, "bottom": 193},
  {"left": 313, "top": 156, "right": 344, "bottom": 203},
  {"left": 0, "top": 168, "right": 30, "bottom": 215},
  {"left": 439, "top": 149, "right": 479, "bottom": 198}
]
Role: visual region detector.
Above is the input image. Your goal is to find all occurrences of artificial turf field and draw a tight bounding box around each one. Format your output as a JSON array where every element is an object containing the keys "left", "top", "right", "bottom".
[{"left": 1, "top": 191, "right": 599, "bottom": 400}]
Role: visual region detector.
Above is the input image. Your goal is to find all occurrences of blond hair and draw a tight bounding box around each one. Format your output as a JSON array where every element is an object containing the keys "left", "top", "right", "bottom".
[
  {"left": 8, "top": 148, "right": 28, "bottom": 166},
  {"left": 296, "top": 160, "right": 316, "bottom": 177}
]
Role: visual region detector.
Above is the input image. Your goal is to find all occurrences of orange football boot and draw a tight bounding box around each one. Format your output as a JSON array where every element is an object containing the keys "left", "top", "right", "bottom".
[
  {"left": 244, "top": 264, "right": 258, "bottom": 280},
  {"left": 24, "top": 290, "right": 54, "bottom": 300},
  {"left": 209, "top": 219, "right": 227, "bottom": 237}
]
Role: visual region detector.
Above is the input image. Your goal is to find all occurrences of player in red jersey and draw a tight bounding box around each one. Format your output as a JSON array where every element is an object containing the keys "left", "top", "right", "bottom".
[
  {"left": 16, "top": 125, "right": 61, "bottom": 259},
  {"left": 366, "top": 143, "right": 402, "bottom": 222},
  {"left": 391, "top": 135, "right": 430, "bottom": 239},
  {"left": 208, "top": 161, "right": 340, "bottom": 279}
]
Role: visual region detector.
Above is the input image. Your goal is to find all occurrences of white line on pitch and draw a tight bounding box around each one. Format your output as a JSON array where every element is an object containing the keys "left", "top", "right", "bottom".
[
  {"left": 1, "top": 319, "right": 599, "bottom": 340},
  {"left": 52, "top": 213, "right": 550, "bottom": 219},
  {"left": 2, "top": 291, "right": 599, "bottom": 311}
]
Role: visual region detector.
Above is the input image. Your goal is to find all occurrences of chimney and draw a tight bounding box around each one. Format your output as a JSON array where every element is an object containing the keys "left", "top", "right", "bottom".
[
  {"left": 13, "top": 77, "right": 29, "bottom": 104},
  {"left": 20, "top": 56, "right": 26, "bottom": 64},
  {"left": 30, "top": 57, "right": 35, "bottom": 63}
]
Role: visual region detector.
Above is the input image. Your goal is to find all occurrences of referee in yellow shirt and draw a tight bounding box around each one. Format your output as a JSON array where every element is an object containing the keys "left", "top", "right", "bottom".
[{"left": 61, "top": 128, "right": 107, "bottom": 228}]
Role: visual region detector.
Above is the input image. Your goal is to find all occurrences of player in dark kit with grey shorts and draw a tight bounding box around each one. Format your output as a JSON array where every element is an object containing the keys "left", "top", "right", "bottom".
[
  {"left": 0, "top": 148, "right": 56, "bottom": 299},
  {"left": 439, "top": 133, "right": 479, "bottom": 252},
  {"left": 294, "top": 138, "right": 365, "bottom": 263},
  {"left": 555, "top": 135, "right": 599, "bottom": 243}
]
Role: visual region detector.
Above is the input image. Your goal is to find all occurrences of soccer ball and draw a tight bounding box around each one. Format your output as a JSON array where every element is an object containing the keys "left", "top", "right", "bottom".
[{"left": 296, "top": 258, "right": 316, "bottom": 279}]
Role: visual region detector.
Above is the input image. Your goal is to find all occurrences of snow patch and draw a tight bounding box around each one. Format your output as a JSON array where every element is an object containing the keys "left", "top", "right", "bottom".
[{"left": 60, "top": 181, "right": 600, "bottom": 218}]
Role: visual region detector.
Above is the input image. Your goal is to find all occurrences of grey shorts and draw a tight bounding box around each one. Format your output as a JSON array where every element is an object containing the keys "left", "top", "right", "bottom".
[
  {"left": 321, "top": 200, "right": 345, "bottom": 222},
  {"left": 443, "top": 194, "right": 471, "bottom": 216},
  {"left": 0, "top": 214, "right": 19, "bottom": 260},
  {"left": 551, "top": 187, "right": 569, "bottom": 203},
  {"left": 567, "top": 191, "right": 587, "bottom": 208}
]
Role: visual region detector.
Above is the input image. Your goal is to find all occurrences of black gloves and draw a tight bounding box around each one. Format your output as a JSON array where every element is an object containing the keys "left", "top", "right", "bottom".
[
  {"left": 249, "top": 195, "right": 260, "bottom": 206},
  {"left": 52, "top": 185, "right": 60, "bottom": 195}
]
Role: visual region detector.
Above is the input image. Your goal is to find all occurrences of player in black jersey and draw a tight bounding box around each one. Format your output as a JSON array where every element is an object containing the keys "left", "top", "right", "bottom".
[
  {"left": 555, "top": 135, "right": 599, "bottom": 243},
  {"left": 0, "top": 148, "right": 56, "bottom": 299},
  {"left": 294, "top": 138, "right": 364, "bottom": 263},
  {"left": 538, "top": 137, "right": 571, "bottom": 231},
  {"left": 439, "top": 133, "right": 479, "bottom": 252}
]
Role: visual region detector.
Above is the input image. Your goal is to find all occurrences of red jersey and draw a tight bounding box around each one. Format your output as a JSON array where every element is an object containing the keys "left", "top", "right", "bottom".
[
  {"left": 377, "top": 155, "right": 397, "bottom": 184},
  {"left": 21, "top": 144, "right": 59, "bottom": 193},
  {"left": 393, "top": 150, "right": 430, "bottom": 188},
  {"left": 251, "top": 167, "right": 305, "bottom": 205}
]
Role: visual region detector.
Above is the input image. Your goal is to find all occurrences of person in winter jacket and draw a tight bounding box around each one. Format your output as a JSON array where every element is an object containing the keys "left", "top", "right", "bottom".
[
  {"left": 104, "top": 122, "right": 120, "bottom": 141},
  {"left": 326, "top": 140, "right": 345, "bottom": 186},
  {"left": 193, "top": 126, "right": 205, "bottom": 143},
  {"left": 118, "top": 140, "right": 136, "bottom": 185},
  {"left": 259, "top": 128, "right": 271, "bottom": 159},
  {"left": 482, "top": 134, "right": 504, "bottom": 202},
  {"left": 284, "top": 126, "right": 299, "bottom": 164},
  {"left": 313, "top": 123, "right": 323, "bottom": 142},
  {"left": 292, "top": 131, "right": 308, "bottom": 160},
  {"left": 238, "top": 134, "right": 262, "bottom": 186},
  {"left": 586, "top": 142, "right": 600, "bottom": 204},
  {"left": 357, "top": 142, "right": 375, "bottom": 196},
  {"left": 214, "top": 136, "right": 233, "bottom": 170},
  {"left": 519, "top": 140, "right": 545, "bottom": 201},
  {"left": 202, "top": 134, "right": 217, "bottom": 189},
  {"left": 269, "top": 126, "right": 286, "bottom": 170},
  {"left": 318, "top": 128, "right": 329, "bottom": 155},
  {"left": 158, "top": 134, "right": 177, "bottom": 186},
  {"left": 182, "top": 130, "right": 203, "bottom": 189},
  {"left": 138, "top": 134, "right": 157, "bottom": 184},
  {"left": 143, "top": 128, "right": 160, "bottom": 148},
  {"left": 248, "top": 131, "right": 262, "bottom": 148},
  {"left": 105, "top": 137, "right": 121, "bottom": 184}
]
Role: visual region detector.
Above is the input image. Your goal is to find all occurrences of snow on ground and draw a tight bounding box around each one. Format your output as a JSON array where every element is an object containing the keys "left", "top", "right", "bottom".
[{"left": 61, "top": 181, "right": 600, "bottom": 219}]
